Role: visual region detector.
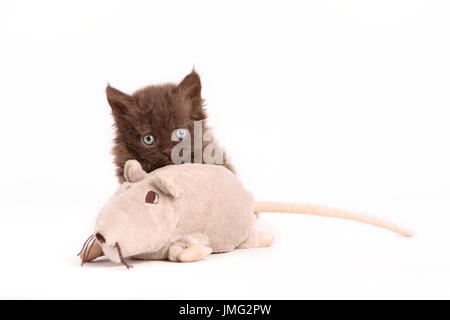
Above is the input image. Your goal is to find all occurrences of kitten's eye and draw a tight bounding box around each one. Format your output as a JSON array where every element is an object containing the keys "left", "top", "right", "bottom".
[
  {"left": 145, "top": 191, "right": 159, "bottom": 204},
  {"left": 173, "top": 128, "right": 188, "bottom": 141},
  {"left": 142, "top": 135, "right": 156, "bottom": 146}
]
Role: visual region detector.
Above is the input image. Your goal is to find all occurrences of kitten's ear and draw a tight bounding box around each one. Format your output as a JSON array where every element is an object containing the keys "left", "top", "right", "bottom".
[
  {"left": 106, "top": 84, "right": 134, "bottom": 115},
  {"left": 178, "top": 70, "right": 201, "bottom": 100},
  {"left": 177, "top": 70, "right": 205, "bottom": 119}
]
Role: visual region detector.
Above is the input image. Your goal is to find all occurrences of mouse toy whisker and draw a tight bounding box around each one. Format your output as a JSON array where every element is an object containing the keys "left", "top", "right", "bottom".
[
  {"left": 77, "top": 234, "right": 94, "bottom": 257},
  {"left": 114, "top": 242, "right": 133, "bottom": 269},
  {"left": 81, "top": 236, "right": 96, "bottom": 266}
]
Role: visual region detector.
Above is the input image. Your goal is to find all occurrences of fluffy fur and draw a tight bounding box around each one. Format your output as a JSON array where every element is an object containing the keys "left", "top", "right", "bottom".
[{"left": 106, "top": 70, "right": 234, "bottom": 182}]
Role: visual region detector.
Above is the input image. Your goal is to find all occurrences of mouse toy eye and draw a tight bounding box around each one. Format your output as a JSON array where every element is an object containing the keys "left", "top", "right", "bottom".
[
  {"left": 142, "top": 135, "right": 156, "bottom": 146},
  {"left": 172, "top": 128, "right": 188, "bottom": 141},
  {"left": 145, "top": 191, "right": 159, "bottom": 204}
]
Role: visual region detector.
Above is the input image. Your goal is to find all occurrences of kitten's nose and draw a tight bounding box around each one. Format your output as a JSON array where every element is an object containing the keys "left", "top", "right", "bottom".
[{"left": 95, "top": 233, "right": 106, "bottom": 244}]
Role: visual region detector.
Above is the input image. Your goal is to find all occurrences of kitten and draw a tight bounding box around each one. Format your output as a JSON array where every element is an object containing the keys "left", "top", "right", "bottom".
[{"left": 106, "top": 70, "right": 234, "bottom": 182}]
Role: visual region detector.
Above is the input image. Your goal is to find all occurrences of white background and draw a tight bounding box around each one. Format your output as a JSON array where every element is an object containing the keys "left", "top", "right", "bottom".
[{"left": 1, "top": 0, "right": 449, "bottom": 299}]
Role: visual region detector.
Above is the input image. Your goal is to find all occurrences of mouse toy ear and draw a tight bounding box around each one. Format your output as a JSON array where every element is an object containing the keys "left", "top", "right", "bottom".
[
  {"left": 124, "top": 160, "right": 147, "bottom": 183},
  {"left": 153, "top": 175, "right": 182, "bottom": 198}
]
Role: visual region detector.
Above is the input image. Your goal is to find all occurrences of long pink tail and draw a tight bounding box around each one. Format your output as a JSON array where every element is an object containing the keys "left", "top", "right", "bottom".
[{"left": 253, "top": 201, "right": 414, "bottom": 237}]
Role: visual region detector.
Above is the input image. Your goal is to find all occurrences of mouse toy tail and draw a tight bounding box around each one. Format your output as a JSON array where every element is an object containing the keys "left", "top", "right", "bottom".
[{"left": 253, "top": 201, "right": 414, "bottom": 237}]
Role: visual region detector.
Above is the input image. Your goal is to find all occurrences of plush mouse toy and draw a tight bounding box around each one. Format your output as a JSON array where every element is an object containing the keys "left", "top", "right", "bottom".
[{"left": 78, "top": 160, "right": 413, "bottom": 268}]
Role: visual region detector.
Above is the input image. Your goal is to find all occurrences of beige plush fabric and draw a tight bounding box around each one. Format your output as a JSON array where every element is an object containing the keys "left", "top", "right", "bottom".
[
  {"left": 93, "top": 161, "right": 260, "bottom": 264},
  {"left": 80, "top": 160, "right": 412, "bottom": 267}
]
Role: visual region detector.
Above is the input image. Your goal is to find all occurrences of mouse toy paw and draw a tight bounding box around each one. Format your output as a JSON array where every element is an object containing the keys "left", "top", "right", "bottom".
[
  {"left": 257, "top": 231, "right": 274, "bottom": 247},
  {"left": 238, "top": 230, "right": 274, "bottom": 249},
  {"left": 177, "top": 245, "right": 213, "bottom": 262},
  {"left": 167, "top": 233, "right": 211, "bottom": 262}
]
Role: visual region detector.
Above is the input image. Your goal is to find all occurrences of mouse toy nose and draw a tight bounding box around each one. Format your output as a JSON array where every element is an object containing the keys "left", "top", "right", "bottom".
[{"left": 95, "top": 233, "right": 106, "bottom": 243}]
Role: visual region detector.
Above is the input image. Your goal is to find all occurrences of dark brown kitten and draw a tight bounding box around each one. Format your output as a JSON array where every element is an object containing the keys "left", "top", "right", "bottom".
[{"left": 106, "top": 70, "right": 234, "bottom": 182}]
